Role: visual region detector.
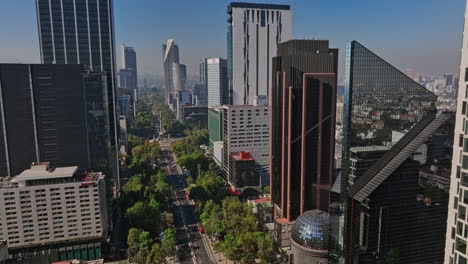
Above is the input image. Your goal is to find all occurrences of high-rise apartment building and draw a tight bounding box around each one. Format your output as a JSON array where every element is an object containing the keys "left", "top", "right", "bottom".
[
  {"left": 445, "top": 2, "right": 468, "bottom": 263},
  {"left": 120, "top": 44, "right": 137, "bottom": 90},
  {"left": 0, "top": 64, "right": 110, "bottom": 178},
  {"left": 227, "top": 2, "right": 292, "bottom": 105},
  {"left": 270, "top": 40, "right": 338, "bottom": 222},
  {"left": 35, "top": 0, "right": 119, "bottom": 184},
  {"left": 162, "top": 39, "right": 180, "bottom": 94},
  {"left": 207, "top": 58, "right": 228, "bottom": 106},
  {"left": 195, "top": 58, "right": 209, "bottom": 106},
  {"left": 0, "top": 162, "right": 107, "bottom": 259}
]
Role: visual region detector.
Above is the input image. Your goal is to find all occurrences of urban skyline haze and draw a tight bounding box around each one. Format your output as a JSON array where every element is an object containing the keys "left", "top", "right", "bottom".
[{"left": 0, "top": 0, "right": 465, "bottom": 81}]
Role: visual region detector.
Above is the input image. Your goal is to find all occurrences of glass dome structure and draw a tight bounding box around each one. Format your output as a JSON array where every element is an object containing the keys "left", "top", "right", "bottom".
[{"left": 290, "top": 209, "right": 330, "bottom": 251}]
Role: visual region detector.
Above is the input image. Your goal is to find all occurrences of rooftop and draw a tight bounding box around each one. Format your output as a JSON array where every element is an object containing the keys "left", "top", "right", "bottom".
[
  {"left": 350, "top": 145, "right": 392, "bottom": 153},
  {"left": 15, "top": 166, "right": 78, "bottom": 182},
  {"left": 228, "top": 2, "right": 290, "bottom": 11}
]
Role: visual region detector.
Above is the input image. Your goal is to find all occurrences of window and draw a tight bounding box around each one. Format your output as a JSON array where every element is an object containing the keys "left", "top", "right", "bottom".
[
  {"left": 465, "top": 68, "right": 468, "bottom": 82},
  {"left": 457, "top": 237, "right": 467, "bottom": 254},
  {"left": 463, "top": 155, "right": 468, "bottom": 170},
  {"left": 464, "top": 102, "right": 467, "bottom": 115},
  {"left": 460, "top": 205, "right": 467, "bottom": 220}
]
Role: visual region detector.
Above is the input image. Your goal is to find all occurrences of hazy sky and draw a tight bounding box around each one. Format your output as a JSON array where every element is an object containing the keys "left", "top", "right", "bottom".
[{"left": 0, "top": 0, "right": 465, "bottom": 81}]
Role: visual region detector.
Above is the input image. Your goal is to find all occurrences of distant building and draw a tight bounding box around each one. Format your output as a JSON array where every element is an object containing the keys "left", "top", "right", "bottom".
[
  {"left": 0, "top": 162, "right": 107, "bottom": 256},
  {"left": 120, "top": 44, "right": 138, "bottom": 90},
  {"left": 227, "top": 2, "right": 292, "bottom": 105},
  {"left": 213, "top": 141, "right": 224, "bottom": 167},
  {"left": 270, "top": 40, "right": 338, "bottom": 223},
  {"left": 230, "top": 151, "right": 257, "bottom": 187},
  {"left": 180, "top": 105, "right": 208, "bottom": 128},
  {"left": 207, "top": 58, "right": 228, "bottom": 106},
  {"left": 222, "top": 98, "right": 270, "bottom": 187},
  {"left": 162, "top": 39, "right": 180, "bottom": 94},
  {"left": 0, "top": 64, "right": 111, "bottom": 177}
]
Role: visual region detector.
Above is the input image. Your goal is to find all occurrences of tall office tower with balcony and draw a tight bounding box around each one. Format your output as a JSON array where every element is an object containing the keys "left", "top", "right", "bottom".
[
  {"left": 120, "top": 44, "right": 137, "bottom": 90},
  {"left": 340, "top": 41, "right": 446, "bottom": 263},
  {"left": 445, "top": 1, "right": 468, "bottom": 263},
  {"left": 270, "top": 40, "right": 338, "bottom": 224},
  {"left": 207, "top": 58, "right": 228, "bottom": 106},
  {"left": 35, "top": 0, "right": 119, "bottom": 184},
  {"left": 227, "top": 2, "right": 291, "bottom": 105},
  {"left": 0, "top": 64, "right": 110, "bottom": 177},
  {"left": 162, "top": 39, "right": 180, "bottom": 94}
]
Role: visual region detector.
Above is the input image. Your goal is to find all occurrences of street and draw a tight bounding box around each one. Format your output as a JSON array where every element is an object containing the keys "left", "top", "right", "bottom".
[{"left": 160, "top": 143, "right": 214, "bottom": 264}]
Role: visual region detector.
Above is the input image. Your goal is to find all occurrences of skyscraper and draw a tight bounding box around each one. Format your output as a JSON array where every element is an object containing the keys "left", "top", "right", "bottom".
[
  {"left": 227, "top": 2, "right": 292, "bottom": 105},
  {"left": 445, "top": 1, "right": 468, "bottom": 263},
  {"left": 207, "top": 58, "right": 228, "bottom": 106},
  {"left": 340, "top": 41, "right": 443, "bottom": 263},
  {"left": 0, "top": 64, "right": 110, "bottom": 177},
  {"left": 270, "top": 40, "right": 338, "bottom": 223},
  {"left": 341, "top": 41, "right": 437, "bottom": 193},
  {"left": 120, "top": 44, "right": 138, "bottom": 90},
  {"left": 35, "top": 0, "right": 119, "bottom": 183},
  {"left": 162, "top": 39, "right": 180, "bottom": 94}
]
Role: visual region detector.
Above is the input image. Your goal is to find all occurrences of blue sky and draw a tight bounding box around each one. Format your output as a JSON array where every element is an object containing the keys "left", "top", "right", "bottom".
[{"left": 0, "top": 0, "right": 465, "bottom": 81}]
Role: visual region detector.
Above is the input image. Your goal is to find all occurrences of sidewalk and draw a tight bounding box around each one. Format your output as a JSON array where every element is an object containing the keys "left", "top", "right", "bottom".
[{"left": 202, "top": 234, "right": 236, "bottom": 264}]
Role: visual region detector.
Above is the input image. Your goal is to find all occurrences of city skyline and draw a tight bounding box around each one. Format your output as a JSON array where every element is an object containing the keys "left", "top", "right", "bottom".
[{"left": 0, "top": 0, "right": 465, "bottom": 82}]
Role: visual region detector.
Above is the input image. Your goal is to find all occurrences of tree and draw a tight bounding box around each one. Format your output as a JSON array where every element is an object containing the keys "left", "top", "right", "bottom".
[
  {"left": 162, "top": 228, "right": 176, "bottom": 256},
  {"left": 146, "top": 243, "right": 167, "bottom": 264},
  {"left": 127, "top": 228, "right": 142, "bottom": 260},
  {"left": 262, "top": 185, "right": 270, "bottom": 196},
  {"left": 257, "top": 232, "right": 275, "bottom": 264},
  {"left": 125, "top": 201, "right": 161, "bottom": 235}
]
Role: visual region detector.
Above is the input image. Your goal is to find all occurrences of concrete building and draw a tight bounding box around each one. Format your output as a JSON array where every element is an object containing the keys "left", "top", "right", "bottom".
[
  {"left": 227, "top": 2, "right": 292, "bottom": 105},
  {"left": 0, "top": 64, "right": 111, "bottom": 180},
  {"left": 213, "top": 141, "right": 224, "bottom": 167},
  {"left": 445, "top": 1, "right": 468, "bottom": 263},
  {"left": 180, "top": 105, "right": 208, "bottom": 129},
  {"left": 222, "top": 96, "right": 270, "bottom": 187},
  {"left": 0, "top": 162, "right": 107, "bottom": 250},
  {"left": 207, "top": 58, "right": 228, "bottom": 106}
]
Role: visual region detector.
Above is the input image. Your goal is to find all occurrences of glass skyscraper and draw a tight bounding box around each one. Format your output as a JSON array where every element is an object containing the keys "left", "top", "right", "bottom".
[
  {"left": 120, "top": 44, "right": 138, "bottom": 90},
  {"left": 36, "top": 0, "right": 119, "bottom": 186},
  {"left": 338, "top": 41, "right": 449, "bottom": 264}
]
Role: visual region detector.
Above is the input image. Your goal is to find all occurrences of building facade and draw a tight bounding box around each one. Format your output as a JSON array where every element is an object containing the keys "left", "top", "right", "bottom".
[
  {"left": 120, "top": 44, "right": 137, "bottom": 90},
  {"left": 270, "top": 40, "right": 338, "bottom": 222},
  {"left": 227, "top": 2, "right": 291, "bottom": 105},
  {"left": 208, "top": 107, "right": 223, "bottom": 148},
  {"left": 0, "top": 162, "right": 107, "bottom": 249},
  {"left": 230, "top": 151, "right": 258, "bottom": 187},
  {"left": 445, "top": 1, "right": 468, "bottom": 263},
  {"left": 35, "top": 0, "right": 119, "bottom": 185},
  {"left": 207, "top": 58, "right": 228, "bottom": 106},
  {"left": 0, "top": 64, "right": 110, "bottom": 177},
  {"left": 162, "top": 39, "right": 180, "bottom": 94},
  {"left": 222, "top": 98, "right": 270, "bottom": 187}
]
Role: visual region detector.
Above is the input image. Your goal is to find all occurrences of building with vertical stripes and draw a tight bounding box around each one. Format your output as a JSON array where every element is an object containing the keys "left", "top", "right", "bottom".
[
  {"left": 35, "top": 0, "right": 119, "bottom": 186},
  {"left": 227, "top": 2, "right": 291, "bottom": 105}
]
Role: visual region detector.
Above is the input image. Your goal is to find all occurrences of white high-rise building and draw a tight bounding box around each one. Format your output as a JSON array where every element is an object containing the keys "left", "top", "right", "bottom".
[
  {"left": 207, "top": 58, "right": 228, "bottom": 106},
  {"left": 445, "top": 1, "right": 468, "bottom": 263},
  {"left": 222, "top": 96, "right": 270, "bottom": 187},
  {"left": 227, "top": 3, "right": 292, "bottom": 105}
]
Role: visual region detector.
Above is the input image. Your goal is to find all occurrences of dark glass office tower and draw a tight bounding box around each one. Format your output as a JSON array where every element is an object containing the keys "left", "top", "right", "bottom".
[
  {"left": 271, "top": 40, "right": 338, "bottom": 221},
  {"left": 338, "top": 41, "right": 441, "bottom": 263},
  {"left": 341, "top": 41, "right": 437, "bottom": 192},
  {"left": 345, "top": 112, "right": 453, "bottom": 264},
  {"left": 36, "top": 0, "right": 119, "bottom": 184},
  {"left": 0, "top": 64, "right": 109, "bottom": 176}
]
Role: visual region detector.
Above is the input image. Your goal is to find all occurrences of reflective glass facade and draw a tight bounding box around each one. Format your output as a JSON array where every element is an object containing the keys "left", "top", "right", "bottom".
[
  {"left": 342, "top": 41, "right": 437, "bottom": 192},
  {"left": 36, "top": 0, "right": 119, "bottom": 185},
  {"left": 0, "top": 64, "right": 110, "bottom": 176}
]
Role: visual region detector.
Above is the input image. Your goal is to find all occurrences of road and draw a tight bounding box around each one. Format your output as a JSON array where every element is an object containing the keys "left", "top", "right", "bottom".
[{"left": 160, "top": 145, "right": 214, "bottom": 264}]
